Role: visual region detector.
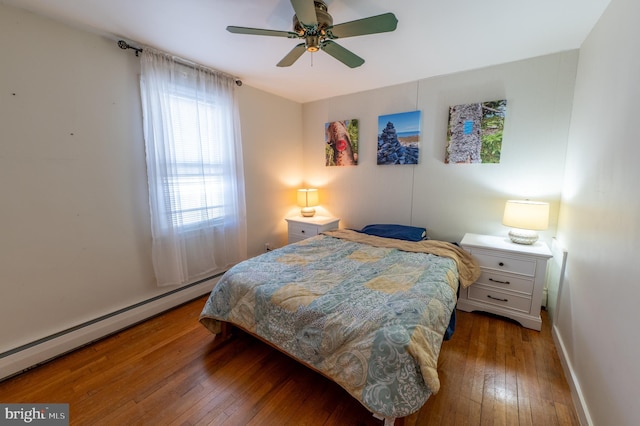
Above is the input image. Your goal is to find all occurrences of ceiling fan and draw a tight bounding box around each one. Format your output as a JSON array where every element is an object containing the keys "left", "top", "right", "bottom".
[{"left": 227, "top": 0, "right": 398, "bottom": 68}]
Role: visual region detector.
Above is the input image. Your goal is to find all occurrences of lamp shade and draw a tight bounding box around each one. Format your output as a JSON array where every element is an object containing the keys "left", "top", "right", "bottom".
[
  {"left": 297, "top": 188, "right": 319, "bottom": 217},
  {"left": 297, "top": 189, "right": 318, "bottom": 207},
  {"left": 502, "top": 200, "right": 549, "bottom": 230}
]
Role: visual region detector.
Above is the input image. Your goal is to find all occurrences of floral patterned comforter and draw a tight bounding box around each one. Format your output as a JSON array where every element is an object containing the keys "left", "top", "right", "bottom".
[{"left": 200, "top": 231, "right": 475, "bottom": 418}]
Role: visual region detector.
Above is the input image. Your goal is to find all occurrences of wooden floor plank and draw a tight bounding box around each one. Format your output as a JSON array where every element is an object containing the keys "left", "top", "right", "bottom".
[{"left": 0, "top": 297, "right": 578, "bottom": 426}]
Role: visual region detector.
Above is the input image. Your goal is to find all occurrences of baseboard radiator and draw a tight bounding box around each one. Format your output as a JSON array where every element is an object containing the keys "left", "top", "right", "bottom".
[{"left": 0, "top": 274, "right": 222, "bottom": 382}]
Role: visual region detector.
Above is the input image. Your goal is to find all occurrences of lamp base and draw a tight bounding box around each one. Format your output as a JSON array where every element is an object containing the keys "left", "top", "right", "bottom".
[
  {"left": 301, "top": 207, "right": 316, "bottom": 217},
  {"left": 508, "top": 228, "right": 539, "bottom": 245}
]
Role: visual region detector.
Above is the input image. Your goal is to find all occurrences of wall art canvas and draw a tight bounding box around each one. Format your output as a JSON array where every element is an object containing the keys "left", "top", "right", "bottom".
[
  {"left": 377, "top": 110, "right": 421, "bottom": 165},
  {"left": 325, "top": 119, "right": 358, "bottom": 166},
  {"left": 446, "top": 99, "right": 507, "bottom": 164}
]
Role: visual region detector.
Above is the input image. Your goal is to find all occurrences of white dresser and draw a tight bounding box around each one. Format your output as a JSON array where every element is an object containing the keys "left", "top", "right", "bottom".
[
  {"left": 458, "top": 233, "right": 552, "bottom": 330},
  {"left": 285, "top": 216, "right": 340, "bottom": 244}
]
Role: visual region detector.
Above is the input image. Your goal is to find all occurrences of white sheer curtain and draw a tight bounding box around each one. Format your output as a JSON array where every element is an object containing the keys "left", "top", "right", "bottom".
[{"left": 140, "top": 46, "right": 247, "bottom": 287}]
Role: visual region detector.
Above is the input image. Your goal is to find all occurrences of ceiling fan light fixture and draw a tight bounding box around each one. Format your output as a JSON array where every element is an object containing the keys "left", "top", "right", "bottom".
[{"left": 306, "top": 36, "right": 320, "bottom": 51}]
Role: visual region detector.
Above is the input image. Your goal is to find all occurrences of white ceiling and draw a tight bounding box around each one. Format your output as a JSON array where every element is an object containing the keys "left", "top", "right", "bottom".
[{"left": 1, "top": 0, "right": 611, "bottom": 103}]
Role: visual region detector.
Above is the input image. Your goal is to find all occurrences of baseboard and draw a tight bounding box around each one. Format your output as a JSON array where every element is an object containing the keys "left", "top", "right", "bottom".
[
  {"left": 552, "top": 324, "right": 592, "bottom": 426},
  {"left": 0, "top": 276, "right": 220, "bottom": 381}
]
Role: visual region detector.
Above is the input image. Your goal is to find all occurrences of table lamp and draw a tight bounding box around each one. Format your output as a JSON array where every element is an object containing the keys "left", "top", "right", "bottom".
[{"left": 502, "top": 200, "right": 549, "bottom": 244}]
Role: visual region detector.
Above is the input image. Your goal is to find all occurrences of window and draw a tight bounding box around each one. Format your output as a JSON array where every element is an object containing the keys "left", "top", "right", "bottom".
[{"left": 165, "top": 90, "right": 225, "bottom": 229}]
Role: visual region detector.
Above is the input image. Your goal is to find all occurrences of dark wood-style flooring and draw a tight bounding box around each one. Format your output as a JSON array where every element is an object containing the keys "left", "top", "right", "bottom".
[{"left": 0, "top": 295, "right": 579, "bottom": 425}]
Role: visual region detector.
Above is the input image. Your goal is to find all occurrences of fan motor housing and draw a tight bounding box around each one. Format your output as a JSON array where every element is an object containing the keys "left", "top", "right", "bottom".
[
  {"left": 293, "top": 0, "right": 333, "bottom": 52},
  {"left": 293, "top": 0, "right": 333, "bottom": 36}
]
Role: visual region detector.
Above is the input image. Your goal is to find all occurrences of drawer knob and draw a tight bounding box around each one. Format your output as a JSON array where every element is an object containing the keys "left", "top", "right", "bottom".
[
  {"left": 489, "top": 278, "right": 510, "bottom": 285},
  {"left": 498, "top": 262, "right": 504, "bottom": 267},
  {"left": 487, "top": 295, "right": 509, "bottom": 302},
  {"left": 301, "top": 230, "right": 305, "bottom": 234}
]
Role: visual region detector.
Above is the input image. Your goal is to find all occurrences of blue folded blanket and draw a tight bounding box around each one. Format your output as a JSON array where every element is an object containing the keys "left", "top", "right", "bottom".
[{"left": 358, "top": 224, "right": 427, "bottom": 242}]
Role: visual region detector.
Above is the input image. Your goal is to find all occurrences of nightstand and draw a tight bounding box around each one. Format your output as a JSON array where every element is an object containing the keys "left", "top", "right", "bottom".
[
  {"left": 285, "top": 216, "right": 340, "bottom": 244},
  {"left": 458, "top": 233, "right": 552, "bottom": 330}
]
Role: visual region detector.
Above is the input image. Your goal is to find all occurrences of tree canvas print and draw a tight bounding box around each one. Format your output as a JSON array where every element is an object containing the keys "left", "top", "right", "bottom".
[
  {"left": 325, "top": 119, "right": 358, "bottom": 166},
  {"left": 446, "top": 100, "right": 507, "bottom": 164},
  {"left": 377, "top": 110, "right": 421, "bottom": 165}
]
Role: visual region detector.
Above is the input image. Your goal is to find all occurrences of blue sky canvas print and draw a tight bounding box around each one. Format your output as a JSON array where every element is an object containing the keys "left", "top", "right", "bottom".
[{"left": 377, "top": 110, "right": 421, "bottom": 165}]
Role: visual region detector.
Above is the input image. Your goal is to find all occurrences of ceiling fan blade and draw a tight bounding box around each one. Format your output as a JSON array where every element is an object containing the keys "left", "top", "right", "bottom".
[
  {"left": 227, "top": 26, "right": 297, "bottom": 38},
  {"left": 329, "top": 13, "right": 398, "bottom": 39},
  {"left": 277, "top": 43, "right": 307, "bottom": 67},
  {"left": 321, "top": 40, "right": 364, "bottom": 68},
  {"left": 290, "top": 0, "right": 318, "bottom": 26}
]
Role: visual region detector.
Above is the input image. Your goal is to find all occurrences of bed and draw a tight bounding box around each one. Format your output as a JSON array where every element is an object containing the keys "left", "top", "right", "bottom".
[{"left": 199, "top": 227, "right": 480, "bottom": 425}]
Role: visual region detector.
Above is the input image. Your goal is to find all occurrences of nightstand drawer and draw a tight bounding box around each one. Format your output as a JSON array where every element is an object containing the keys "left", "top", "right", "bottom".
[
  {"left": 468, "top": 286, "right": 532, "bottom": 313},
  {"left": 286, "top": 216, "right": 340, "bottom": 244},
  {"left": 476, "top": 270, "right": 535, "bottom": 294},
  {"left": 288, "top": 222, "right": 319, "bottom": 239},
  {"left": 473, "top": 252, "right": 536, "bottom": 276}
]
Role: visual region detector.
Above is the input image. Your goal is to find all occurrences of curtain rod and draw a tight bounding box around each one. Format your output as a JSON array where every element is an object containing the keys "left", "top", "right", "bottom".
[{"left": 117, "top": 40, "right": 243, "bottom": 87}]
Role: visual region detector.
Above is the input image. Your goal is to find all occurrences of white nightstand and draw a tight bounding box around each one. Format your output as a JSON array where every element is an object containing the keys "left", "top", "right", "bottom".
[
  {"left": 285, "top": 216, "right": 340, "bottom": 244},
  {"left": 458, "top": 233, "right": 552, "bottom": 331}
]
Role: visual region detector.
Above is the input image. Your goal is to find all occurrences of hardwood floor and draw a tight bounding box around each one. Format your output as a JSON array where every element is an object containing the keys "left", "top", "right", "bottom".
[{"left": 0, "top": 295, "right": 579, "bottom": 425}]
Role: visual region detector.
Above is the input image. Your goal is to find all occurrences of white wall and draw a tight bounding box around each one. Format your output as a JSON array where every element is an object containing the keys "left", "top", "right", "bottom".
[
  {"left": 302, "top": 51, "right": 578, "bottom": 245},
  {"left": 238, "top": 86, "right": 304, "bottom": 254},
  {"left": 556, "top": 0, "right": 640, "bottom": 424},
  {"left": 0, "top": 4, "right": 301, "bottom": 355}
]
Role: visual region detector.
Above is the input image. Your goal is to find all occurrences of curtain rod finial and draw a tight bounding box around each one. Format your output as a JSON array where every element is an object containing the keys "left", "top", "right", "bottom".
[{"left": 118, "top": 40, "right": 143, "bottom": 56}]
